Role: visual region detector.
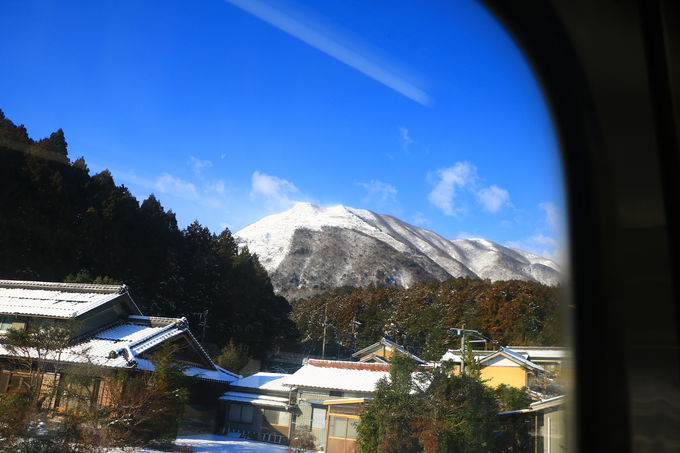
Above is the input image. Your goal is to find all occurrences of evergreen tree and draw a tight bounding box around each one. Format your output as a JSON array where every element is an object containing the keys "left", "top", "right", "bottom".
[
  {"left": 0, "top": 111, "right": 297, "bottom": 359},
  {"left": 357, "top": 357, "right": 500, "bottom": 453}
]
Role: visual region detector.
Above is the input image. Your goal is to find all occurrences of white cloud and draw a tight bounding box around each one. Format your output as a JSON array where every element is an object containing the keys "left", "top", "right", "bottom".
[
  {"left": 208, "top": 180, "right": 227, "bottom": 197},
  {"left": 457, "top": 231, "right": 478, "bottom": 239},
  {"left": 250, "top": 171, "right": 299, "bottom": 206},
  {"left": 427, "top": 162, "right": 476, "bottom": 215},
  {"left": 154, "top": 173, "right": 198, "bottom": 199},
  {"left": 506, "top": 240, "right": 522, "bottom": 249},
  {"left": 531, "top": 234, "right": 557, "bottom": 247},
  {"left": 411, "top": 211, "right": 429, "bottom": 227},
  {"left": 358, "top": 180, "right": 397, "bottom": 204},
  {"left": 225, "top": 0, "right": 431, "bottom": 105},
  {"left": 506, "top": 235, "right": 563, "bottom": 264},
  {"left": 476, "top": 185, "right": 510, "bottom": 213},
  {"left": 540, "top": 201, "right": 559, "bottom": 231},
  {"left": 190, "top": 156, "right": 213, "bottom": 173},
  {"left": 400, "top": 127, "right": 414, "bottom": 151}
]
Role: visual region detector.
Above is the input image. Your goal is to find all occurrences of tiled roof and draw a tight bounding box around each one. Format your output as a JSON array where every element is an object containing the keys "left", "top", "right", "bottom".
[
  {"left": 0, "top": 280, "right": 140, "bottom": 318},
  {"left": 282, "top": 360, "right": 389, "bottom": 392},
  {"left": 305, "top": 359, "right": 390, "bottom": 371},
  {"left": 0, "top": 316, "right": 239, "bottom": 383}
]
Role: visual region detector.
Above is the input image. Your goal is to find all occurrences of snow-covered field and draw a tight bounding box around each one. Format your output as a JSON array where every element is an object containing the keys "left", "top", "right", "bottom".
[{"left": 111, "top": 433, "right": 296, "bottom": 452}]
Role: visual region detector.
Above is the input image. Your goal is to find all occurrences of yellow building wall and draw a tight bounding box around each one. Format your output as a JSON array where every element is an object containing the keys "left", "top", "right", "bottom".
[
  {"left": 480, "top": 366, "right": 527, "bottom": 388},
  {"left": 383, "top": 346, "right": 394, "bottom": 360},
  {"left": 357, "top": 345, "right": 392, "bottom": 362}
]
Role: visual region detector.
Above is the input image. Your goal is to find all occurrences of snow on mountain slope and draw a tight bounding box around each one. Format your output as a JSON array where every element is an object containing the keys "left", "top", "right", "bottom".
[{"left": 235, "top": 202, "right": 561, "bottom": 294}]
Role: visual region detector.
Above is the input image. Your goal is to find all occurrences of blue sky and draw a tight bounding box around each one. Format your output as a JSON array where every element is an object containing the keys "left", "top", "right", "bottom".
[{"left": 0, "top": 0, "right": 566, "bottom": 261}]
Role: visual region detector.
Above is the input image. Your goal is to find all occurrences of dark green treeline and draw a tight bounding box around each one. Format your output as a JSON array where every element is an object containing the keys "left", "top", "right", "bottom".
[{"left": 0, "top": 110, "right": 297, "bottom": 358}]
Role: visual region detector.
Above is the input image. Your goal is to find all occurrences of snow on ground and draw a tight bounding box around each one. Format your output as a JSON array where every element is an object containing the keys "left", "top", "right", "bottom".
[
  {"left": 109, "top": 433, "right": 297, "bottom": 453},
  {"left": 175, "top": 434, "right": 292, "bottom": 452}
]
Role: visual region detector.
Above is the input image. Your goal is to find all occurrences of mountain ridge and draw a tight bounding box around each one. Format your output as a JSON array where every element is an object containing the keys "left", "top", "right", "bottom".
[{"left": 235, "top": 202, "right": 560, "bottom": 295}]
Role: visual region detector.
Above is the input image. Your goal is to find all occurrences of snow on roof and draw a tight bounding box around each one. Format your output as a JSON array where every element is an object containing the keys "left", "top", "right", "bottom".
[
  {"left": 530, "top": 394, "right": 566, "bottom": 411},
  {"left": 440, "top": 349, "right": 497, "bottom": 363},
  {"left": 0, "top": 280, "right": 140, "bottom": 318},
  {"left": 352, "top": 337, "right": 426, "bottom": 364},
  {"left": 506, "top": 346, "right": 569, "bottom": 360},
  {"left": 0, "top": 316, "right": 239, "bottom": 383},
  {"left": 281, "top": 360, "right": 389, "bottom": 393},
  {"left": 441, "top": 347, "right": 545, "bottom": 372},
  {"left": 479, "top": 347, "right": 545, "bottom": 372},
  {"left": 442, "top": 346, "right": 569, "bottom": 363},
  {"left": 220, "top": 391, "right": 289, "bottom": 408},
  {"left": 230, "top": 372, "right": 291, "bottom": 392}
]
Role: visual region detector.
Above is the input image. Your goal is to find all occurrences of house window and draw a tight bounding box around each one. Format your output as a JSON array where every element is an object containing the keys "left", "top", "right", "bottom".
[
  {"left": 329, "top": 416, "right": 347, "bottom": 438},
  {"left": 0, "top": 316, "right": 12, "bottom": 333},
  {"left": 0, "top": 316, "right": 24, "bottom": 333},
  {"left": 229, "top": 404, "right": 253, "bottom": 423},
  {"left": 263, "top": 408, "right": 291, "bottom": 427},
  {"left": 329, "top": 415, "right": 359, "bottom": 440},
  {"left": 311, "top": 406, "right": 326, "bottom": 429}
]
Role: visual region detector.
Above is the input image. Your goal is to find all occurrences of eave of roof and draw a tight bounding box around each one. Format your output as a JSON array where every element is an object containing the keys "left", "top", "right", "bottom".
[
  {"left": 220, "top": 391, "right": 289, "bottom": 408},
  {"left": 530, "top": 394, "right": 566, "bottom": 411},
  {"left": 0, "top": 317, "right": 239, "bottom": 383},
  {"left": 323, "top": 397, "right": 372, "bottom": 405},
  {"left": 478, "top": 348, "right": 545, "bottom": 372},
  {"left": 351, "top": 337, "right": 426, "bottom": 364}
]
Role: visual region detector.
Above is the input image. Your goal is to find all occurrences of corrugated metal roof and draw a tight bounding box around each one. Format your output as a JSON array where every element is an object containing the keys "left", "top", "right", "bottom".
[
  {"left": 230, "top": 372, "right": 291, "bottom": 392},
  {"left": 0, "top": 280, "right": 135, "bottom": 318},
  {"left": 220, "top": 391, "right": 289, "bottom": 408}
]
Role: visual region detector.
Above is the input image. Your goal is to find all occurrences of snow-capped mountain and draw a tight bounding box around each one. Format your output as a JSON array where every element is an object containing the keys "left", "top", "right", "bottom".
[{"left": 235, "top": 202, "right": 561, "bottom": 295}]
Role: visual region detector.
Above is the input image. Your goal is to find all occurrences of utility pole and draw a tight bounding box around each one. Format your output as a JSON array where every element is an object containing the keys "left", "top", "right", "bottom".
[
  {"left": 449, "top": 326, "right": 493, "bottom": 376},
  {"left": 193, "top": 310, "right": 209, "bottom": 344},
  {"left": 460, "top": 324, "right": 467, "bottom": 375},
  {"left": 350, "top": 317, "right": 361, "bottom": 352},
  {"left": 201, "top": 309, "right": 208, "bottom": 343},
  {"left": 321, "top": 301, "right": 328, "bottom": 359}
]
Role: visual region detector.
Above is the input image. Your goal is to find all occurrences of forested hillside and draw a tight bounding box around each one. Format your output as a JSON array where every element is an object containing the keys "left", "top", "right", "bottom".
[
  {"left": 292, "top": 278, "right": 562, "bottom": 361},
  {"left": 0, "top": 110, "right": 297, "bottom": 358}
]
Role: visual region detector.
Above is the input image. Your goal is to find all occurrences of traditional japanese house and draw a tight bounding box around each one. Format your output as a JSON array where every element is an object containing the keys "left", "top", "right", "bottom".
[{"left": 0, "top": 279, "right": 239, "bottom": 432}]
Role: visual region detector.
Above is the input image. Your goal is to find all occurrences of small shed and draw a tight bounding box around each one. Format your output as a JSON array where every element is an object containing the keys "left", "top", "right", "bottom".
[{"left": 219, "top": 372, "right": 293, "bottom": 444}]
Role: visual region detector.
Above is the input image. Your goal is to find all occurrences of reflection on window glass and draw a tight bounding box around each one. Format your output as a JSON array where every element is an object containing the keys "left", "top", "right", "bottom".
[
  {"left": 228, "top": 404, "right": 253, "bottom": 423},
  {"left": 0, "top": 0, "right": 568, "bottom": 450},
  {"left": 312, "top": 407, "right": 326, "bottom": 429}
]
